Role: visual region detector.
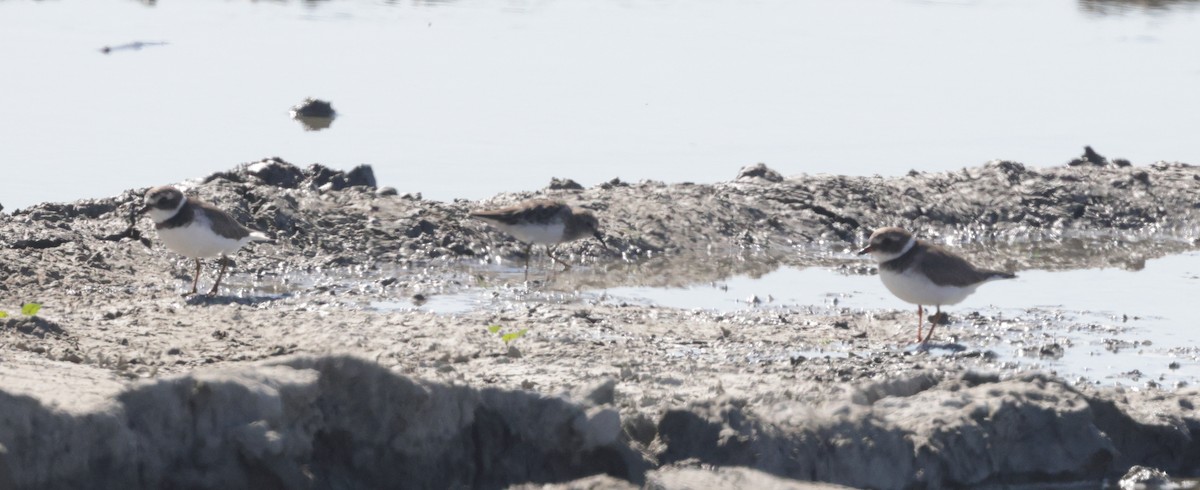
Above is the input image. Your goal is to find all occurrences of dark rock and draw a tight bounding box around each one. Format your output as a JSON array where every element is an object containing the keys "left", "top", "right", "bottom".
[
  {"left": 10, "top": 237, "right": 70, "bottom": 250},
  {"left": 376, "top": 187, "right": 398, "bottom": 197},
  {"left": 290, "top": 98, "right": 335, "bottom": 118},
  {"left": 736, "top": 163, "right": 784, "bottom": 183},
  {"left": 404, "top": 220, "right": 437, "bottom": 238},
  {"left": 549, "top": 177, "right": 584, "bottom": 190},
  {"left": 4, "top": 317, "right": 66, "bottom": 338},
  {"left": 201, "top": 171, "right": 245, "bottom": 184},
  {"left": 1113, "top": 158, "right": 1132, "bottom": 167},
  {"left": 345, "top": 165, "right": 376, "bottom": 188},
  {"left": 18, "top": 200, "right": 119, "bottom": 220},
  {"left": 246, "top": 158, "right": 305, "bottom": 188},
  {"left": 304, "top": 164, "right": 376, "bottom": 191},
  {"left": 1070, "top": 146, "right": 1109, "bottom": 166},
  {"left": 599, "top": 178, "right": 628, "bottom": 190},
  {"left": 1131, "top": 171, "right": 1150, "bottom": 185},
  {"left": 305, "top": 164, "right": 341, "bottom": 189}
]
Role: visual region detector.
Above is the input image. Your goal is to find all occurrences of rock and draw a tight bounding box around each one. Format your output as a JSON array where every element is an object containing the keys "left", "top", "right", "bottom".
[
  {"left": 736, "top": 163, "right": 784, "bottom": 183},
  {"left": 289, "top": 98, "right": 335, "bottom": 118},
  {"left": 598, "top": 178, "right": 627, "bottom": 190},
  {"left": 508, "top": 474, "right": 638, "bottom": 490},
  {"left": 1118, "top": 465, "right": 1170, "bottom": 489},
  {"left": 1069, "top": 146, "right": 1109, "bottom": 166},
  {"left": 345, "top": 164, "right": 377, "bottom": 188},
  {"left": 549, "top": 178, "right": 585, "bottom": 190},
  {"left": 0, "top": 356, "right": 648, "bottom": 488},
  {"left": 305, "top": 163, "right": 377, "bottom": 191},
  {"left": 245, "top": 158, "right": 305, "bottom": 188},
  {"left": 647, "top": 467, "right": 853, "bottom": 489}
]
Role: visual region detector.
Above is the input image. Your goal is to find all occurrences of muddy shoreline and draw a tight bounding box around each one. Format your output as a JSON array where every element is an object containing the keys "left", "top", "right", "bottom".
[{"left": 2, "top": 156, "right": 1199, "bottom": 488}]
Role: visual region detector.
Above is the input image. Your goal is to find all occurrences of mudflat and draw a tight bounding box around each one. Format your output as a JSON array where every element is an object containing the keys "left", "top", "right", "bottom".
[{"left": 1, "top": 155, "right": 1198, "bottom": 488}]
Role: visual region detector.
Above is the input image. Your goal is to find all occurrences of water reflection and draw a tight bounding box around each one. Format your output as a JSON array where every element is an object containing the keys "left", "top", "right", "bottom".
[
  {"left": 1079, "top": 0, "right": 1200, "bottom": 14},
  {"left": 515, "top": 234, "right": 1199, "bottom": 292}
]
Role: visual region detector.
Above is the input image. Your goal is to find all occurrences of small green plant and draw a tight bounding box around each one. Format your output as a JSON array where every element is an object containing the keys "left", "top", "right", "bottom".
[
  {"left": 0, "top": 302, "right": 42, "bottom": 318},
  {"left": 501, "top": 329, "right": 528, "bottom": 345},
  {"left": 486, "top": 325, "right": 529, "bottom": 346},
  {"left": 21, "top": 303, "right": 42, "bottom": 316}
]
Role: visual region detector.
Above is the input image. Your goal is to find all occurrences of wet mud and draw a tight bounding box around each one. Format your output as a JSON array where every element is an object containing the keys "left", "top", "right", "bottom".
[{"left": 2, "top": 155, "right": 1199, "bottom": 488}]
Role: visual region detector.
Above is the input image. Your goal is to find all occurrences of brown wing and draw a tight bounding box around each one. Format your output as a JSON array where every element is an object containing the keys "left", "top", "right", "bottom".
[
  {"left": 470, "top": 200, "right": 568, "bottom": 225},
  {"left": 196, "top": 201, "right": 253, "bottom": 240},
  {"left": 915, "top": 243, "right": 998, "bottom": 287}
]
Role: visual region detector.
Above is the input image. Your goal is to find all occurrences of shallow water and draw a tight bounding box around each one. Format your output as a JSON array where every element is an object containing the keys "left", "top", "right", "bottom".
[
  {"left": 2, "top": 0, "right": 1199, "bottom": 210},
  {"left": 601, "top": 251, "right": 1200, "bottom": 388}
]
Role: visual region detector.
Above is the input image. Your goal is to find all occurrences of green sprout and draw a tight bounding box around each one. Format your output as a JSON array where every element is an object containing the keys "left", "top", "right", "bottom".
[
  {"left": 501, "top": 329, "right": 529, "bottom": 345},
  {"left": 485, "top": 325, "right": 529, "bottom": 346},
  {"left": 21, "top": 303, "right": 42, "bottom": 317},
  {"left": 0, "top": 302, "right": 42, "bottom": 318}
]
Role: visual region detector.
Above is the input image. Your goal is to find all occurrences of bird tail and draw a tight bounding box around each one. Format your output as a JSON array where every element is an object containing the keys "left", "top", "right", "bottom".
[
  {"left": 249, "top": 231, "right": 274, "bottom": 243},
  {"left": 985, "top": 270, "right": 1016, "bottom": 280}
]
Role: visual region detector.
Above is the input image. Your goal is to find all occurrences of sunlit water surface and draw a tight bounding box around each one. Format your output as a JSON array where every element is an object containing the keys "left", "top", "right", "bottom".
[
  {"left": 601, "top": 251, "right": 1200, "bottom": 389},
  {"left": 383, "top": 250, "right": 1200, "bottom": 388},
  {"left": 1, "top": 0, "right": 1199, "bottom": 210}
]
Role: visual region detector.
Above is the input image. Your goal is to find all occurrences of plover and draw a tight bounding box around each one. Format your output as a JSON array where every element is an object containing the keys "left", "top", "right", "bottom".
[
  {"left": 471, "top": 199, "right": 605, "bottom": 279},
  {"left": 139, "top": 186, "right": 270, "bottom": 296},
  {"left": 858, "top": 227, "right": 1015, "bottom": 343}
]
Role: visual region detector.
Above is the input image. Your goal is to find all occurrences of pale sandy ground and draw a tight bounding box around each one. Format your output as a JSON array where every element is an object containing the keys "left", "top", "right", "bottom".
[{"left": 1, "top": 156, "right": 1198, "bottom": 488}]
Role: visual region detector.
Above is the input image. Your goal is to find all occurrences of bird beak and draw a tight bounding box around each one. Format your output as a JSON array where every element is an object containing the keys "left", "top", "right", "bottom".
[
  {"left": 136, "top": 204, "right": 150, "bottom": 215},
  {"left": 856, "top": 245, "right": 873, "bottom": 256}
]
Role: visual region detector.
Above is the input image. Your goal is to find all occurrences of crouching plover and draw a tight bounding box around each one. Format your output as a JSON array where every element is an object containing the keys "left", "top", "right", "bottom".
[
  {"left": 858, "top": 227, "right": 1015, "bottom": 343},
  {"left": 139, "top": 186, "right": 271, "bottom": 296},
  {"left": 471, "top": 200, "right": 606, "bottom": 279}
]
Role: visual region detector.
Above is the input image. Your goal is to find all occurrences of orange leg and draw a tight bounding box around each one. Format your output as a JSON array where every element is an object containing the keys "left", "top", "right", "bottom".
[
  {"left": 184, "top": 259, "right": 202, "bottom": 297},
  {"left": 916, "top": 304, "right": 924, "bottom": 342}
]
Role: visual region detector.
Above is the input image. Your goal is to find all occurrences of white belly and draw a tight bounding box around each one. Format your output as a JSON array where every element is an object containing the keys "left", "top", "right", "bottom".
[
  {"left": 491, "top": 221, "right": 566, "bottom": 245},
  {"left": 879, "top": 267, "right": 978, "bottom": 306},
  {"left": 156, "top": 220, "right": 250, "bottom": 258}
]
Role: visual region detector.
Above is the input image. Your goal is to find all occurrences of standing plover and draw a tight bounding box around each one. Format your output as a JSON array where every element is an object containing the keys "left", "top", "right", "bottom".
[
  {"left": 139, "top": 186, "right": 270, "bottom": 296},
  {"left": 858, "top": 227, "right": 1015, "bottom": 343},
  {"left": 471, "top": 200, "right": 605, "bottom": 279}
]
